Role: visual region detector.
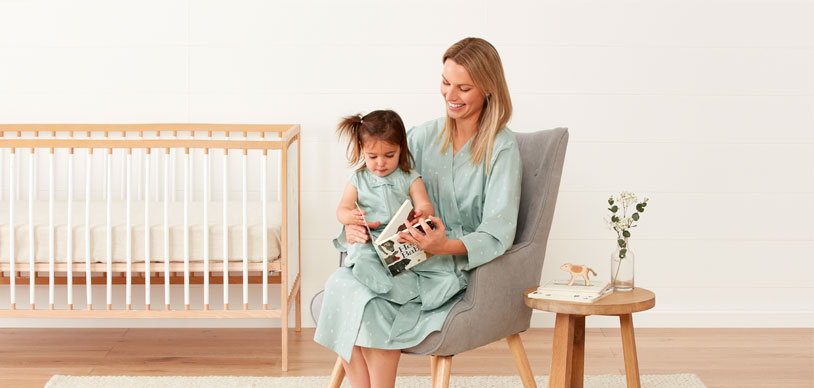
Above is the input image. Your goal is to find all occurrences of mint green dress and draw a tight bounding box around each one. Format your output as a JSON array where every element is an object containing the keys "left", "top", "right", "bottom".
[
  {"left": 314, "top": 118, "right": 522, "bottom": 362},
  {"left": 345, "top": 168, "right": 421, "bottom": 294}
]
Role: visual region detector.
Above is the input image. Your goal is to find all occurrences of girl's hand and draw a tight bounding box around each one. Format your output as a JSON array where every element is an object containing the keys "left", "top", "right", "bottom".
[
  {"left": 406, "top": 208, "right": 425, "bottom": 225},
  {"left": 345, "top": 221, "right": 381, "bottom": 244},
  {"left": 398, "top": 216, "right": 447, "bottom": 254},
  {"left": 352, "top": 209, "right": 367, "bottom": 225}
]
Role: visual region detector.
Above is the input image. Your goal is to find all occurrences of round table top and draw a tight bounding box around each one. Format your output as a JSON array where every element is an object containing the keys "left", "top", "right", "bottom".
[{"left": 523, "top": 287, "right": 656, "bottom": 316}]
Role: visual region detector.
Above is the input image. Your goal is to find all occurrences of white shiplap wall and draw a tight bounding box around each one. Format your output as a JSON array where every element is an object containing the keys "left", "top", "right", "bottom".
[{"left": 0, "top": 0, "right": 812, "bottom": 328}]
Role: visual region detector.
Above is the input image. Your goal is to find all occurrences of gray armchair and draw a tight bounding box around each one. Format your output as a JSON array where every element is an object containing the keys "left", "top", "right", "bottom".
[{"left": 326, "top": 128, "right": 569, "bottom": 388}]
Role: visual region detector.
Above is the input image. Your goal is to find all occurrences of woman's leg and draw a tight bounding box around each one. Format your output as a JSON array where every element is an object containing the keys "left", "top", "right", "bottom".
[
  {"left": 360, "top": 347, "right": 401, "bottom": 388},
  {"left": 341, "top": 346, "right": 371, "bottom": 388}
]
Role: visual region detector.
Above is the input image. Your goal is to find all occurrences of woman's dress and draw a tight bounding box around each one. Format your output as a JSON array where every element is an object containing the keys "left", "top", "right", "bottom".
[{"left": 314, "top": 118, "right": 522, "bottom": 361}]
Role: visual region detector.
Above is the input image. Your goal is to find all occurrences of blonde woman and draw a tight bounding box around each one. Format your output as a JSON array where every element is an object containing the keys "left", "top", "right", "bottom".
[{"left": 315, "top": 37, "right": 522, "bottom": 388}]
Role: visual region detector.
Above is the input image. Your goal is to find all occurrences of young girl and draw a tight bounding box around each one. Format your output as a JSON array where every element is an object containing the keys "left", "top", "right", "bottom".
[{"left": 335, "top": 110, "right": 434, "bottom": 294}]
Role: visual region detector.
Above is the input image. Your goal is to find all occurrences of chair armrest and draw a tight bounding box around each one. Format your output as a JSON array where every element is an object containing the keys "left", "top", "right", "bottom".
[{"left": 406, "top": 241, "right": 545, "bottom": 356}]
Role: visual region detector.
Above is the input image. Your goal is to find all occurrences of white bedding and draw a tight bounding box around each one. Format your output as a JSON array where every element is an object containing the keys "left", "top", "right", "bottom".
[{"left": 0, "top": 200, "right": 282, "bottom": 264}]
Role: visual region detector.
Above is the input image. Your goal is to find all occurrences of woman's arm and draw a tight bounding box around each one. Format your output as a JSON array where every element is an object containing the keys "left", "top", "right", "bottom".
[
  {"left": 402, "top": 137, "right": 522, "bottom": 264},
  {"left": 399, "top": 216, "right": 467, "bottom": 255},
  {"left": 457, "top": 142, "right": 522, "bottom": 269},
  {"left": 336, "top": 183, "right": 364, "bottom": 226}
]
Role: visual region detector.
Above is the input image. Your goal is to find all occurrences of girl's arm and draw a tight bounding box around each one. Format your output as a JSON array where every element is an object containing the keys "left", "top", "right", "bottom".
[
  {"left": 402, "top": 177, "right": 466, "bottom": 255},
  {"left": 408, "top": 177, "right": 434, "bottom": 219},
  {"left": 336, "top": 183, "right": 365, "bottom": 226}
]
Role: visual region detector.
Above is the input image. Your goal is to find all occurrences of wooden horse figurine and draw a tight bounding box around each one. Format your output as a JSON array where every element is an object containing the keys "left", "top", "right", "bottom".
[{"left": 560, "top": 263, "right": 597, "bottom": 286}]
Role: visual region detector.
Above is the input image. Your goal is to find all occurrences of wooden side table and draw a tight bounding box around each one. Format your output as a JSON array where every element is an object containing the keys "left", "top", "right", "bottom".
[{"left": 523, "top": 287, "right": 656, "bottom": 388}]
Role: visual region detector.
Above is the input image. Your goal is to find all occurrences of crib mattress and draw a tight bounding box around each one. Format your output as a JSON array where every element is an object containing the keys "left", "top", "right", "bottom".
[{"left": 0, "top": 200, "right": 282, "bottom": 264}]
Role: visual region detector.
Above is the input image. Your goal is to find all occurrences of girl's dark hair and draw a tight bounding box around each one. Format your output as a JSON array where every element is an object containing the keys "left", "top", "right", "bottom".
[{"left": 336, "top": 110, "right": 414, "bottom": 172}]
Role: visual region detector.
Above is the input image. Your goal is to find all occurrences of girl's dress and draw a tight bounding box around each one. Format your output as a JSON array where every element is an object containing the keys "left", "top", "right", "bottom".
[
  {"left": 314, "top": 118, "right": 522, "bottom": 362},
  {"left": 344, "top": 168, "right": 421, "bottom": 294}
]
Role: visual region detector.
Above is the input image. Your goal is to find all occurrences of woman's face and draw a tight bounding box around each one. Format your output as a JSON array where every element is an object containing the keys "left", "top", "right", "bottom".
[{"left": 440, "top": 59, "right": 487, "bottom": 124}]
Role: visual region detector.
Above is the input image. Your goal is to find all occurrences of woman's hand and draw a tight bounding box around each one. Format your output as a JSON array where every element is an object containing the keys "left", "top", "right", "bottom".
[{"left": 398, "top": 216, "right": 448, "bottom": 254}]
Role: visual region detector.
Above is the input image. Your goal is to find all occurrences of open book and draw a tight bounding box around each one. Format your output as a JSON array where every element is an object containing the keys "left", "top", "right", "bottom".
[{"left": 358, "top": 200, "right": 435, "bottom": 276}]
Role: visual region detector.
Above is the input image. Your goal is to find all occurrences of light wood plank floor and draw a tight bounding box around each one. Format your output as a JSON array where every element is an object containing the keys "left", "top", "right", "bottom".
[{"left": 0, "top": 328, "right": 811, "bottom": 388}]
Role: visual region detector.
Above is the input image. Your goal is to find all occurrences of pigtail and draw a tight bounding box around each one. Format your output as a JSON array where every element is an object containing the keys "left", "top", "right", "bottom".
[
  {"left": 337, "top": 110, "right": 413, "bottom": 173},
  {"left": 336, "top": 113, "right": 367, "bottom": 168}
]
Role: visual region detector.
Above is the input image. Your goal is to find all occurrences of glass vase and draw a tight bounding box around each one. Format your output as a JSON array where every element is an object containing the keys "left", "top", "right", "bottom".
[{"left": 610, "top": 240, "right": 635, "bottom": 291}]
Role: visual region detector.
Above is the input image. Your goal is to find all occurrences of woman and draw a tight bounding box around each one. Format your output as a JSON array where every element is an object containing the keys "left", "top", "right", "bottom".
[{"left": 314, "top": 37, "right": 522, "bottom": 388}]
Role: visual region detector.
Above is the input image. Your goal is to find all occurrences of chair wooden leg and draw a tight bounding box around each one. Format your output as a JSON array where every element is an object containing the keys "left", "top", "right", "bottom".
[
  {"left": 549, "top": 313, "right": 576, "bottom": 388},
  {"left": 619, "top": 314, "right": 641, "bottom": 388},
  {"left": 506, "top": 333, "right": 537, "bottom": 388},
  {"left": 327, "top": 356, "right": 345, "bottom": 388},
  {"left": 433, "top": 355, "right": 452, "bottom": 388},
  {"left": 430, "top": 355, "right": 439, "bottom": 387}
]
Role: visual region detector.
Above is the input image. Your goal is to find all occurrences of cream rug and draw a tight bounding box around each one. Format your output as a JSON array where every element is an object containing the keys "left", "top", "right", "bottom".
[{"left": 45, "top": 374, "right": 707, "bottom": 388}]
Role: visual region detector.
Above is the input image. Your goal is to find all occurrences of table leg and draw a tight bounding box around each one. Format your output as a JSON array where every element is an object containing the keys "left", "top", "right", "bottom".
[
  {"left": 549, "top": 313, "right": 575, "bottom": 388},
  {"left": 619, "top": 313, "right": 641, "bottom": 388},
  {"left": 570, "top": 316, "right": 586, "bottom": 388}
]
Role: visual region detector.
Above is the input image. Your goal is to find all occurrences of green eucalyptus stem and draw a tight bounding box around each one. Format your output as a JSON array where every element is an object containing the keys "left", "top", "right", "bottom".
[
  {"left": 612, "top": 256, "right": 623, "bottom": 287},
  {"left": 612, "top": 237, "right": 627, "bottom": 287}
]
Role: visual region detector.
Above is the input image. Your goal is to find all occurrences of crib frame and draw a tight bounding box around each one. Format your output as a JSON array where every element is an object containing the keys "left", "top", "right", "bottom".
[{"left": 0, "top": 123, "right": 301, "bottom": 371}]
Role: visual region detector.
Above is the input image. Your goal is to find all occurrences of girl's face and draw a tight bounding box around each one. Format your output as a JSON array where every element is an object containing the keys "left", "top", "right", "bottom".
[
  {"left": 363, "top": 138, "right": 401, "bottom": 177},
  {"left": 440, "top": 59, "right": 487, "bottom": 124}
]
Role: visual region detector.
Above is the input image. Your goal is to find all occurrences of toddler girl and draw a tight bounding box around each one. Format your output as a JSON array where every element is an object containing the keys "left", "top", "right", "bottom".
[{"left": 335, "top": 110, "right": 434, "bottom": 293}]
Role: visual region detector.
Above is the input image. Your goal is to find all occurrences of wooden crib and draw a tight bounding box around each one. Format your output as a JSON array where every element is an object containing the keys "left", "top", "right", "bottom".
[{"left": 0, "top": 124, "right": 301, "bottom": 371}]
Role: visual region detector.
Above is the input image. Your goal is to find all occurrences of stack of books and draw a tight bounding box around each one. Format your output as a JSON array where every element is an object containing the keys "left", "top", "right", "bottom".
[{"left": 528, "top": 279, "right": 613, "bottom": 303}]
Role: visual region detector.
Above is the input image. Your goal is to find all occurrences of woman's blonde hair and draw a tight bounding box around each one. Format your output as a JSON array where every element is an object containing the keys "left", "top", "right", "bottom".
[{"left": 440, "top": 37, "right": 512, "bottom": 174}]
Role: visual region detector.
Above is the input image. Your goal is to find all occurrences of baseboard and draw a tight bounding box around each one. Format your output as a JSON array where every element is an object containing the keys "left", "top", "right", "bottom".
[
  {"left": 529, "top": 310, "right": 814, "bottom": 328},
  {"left": 0, "top": 318, "right": 288, "bottom": 328},
  {"left": 2, "top": 310, "right": 812, "bottom": 328}
]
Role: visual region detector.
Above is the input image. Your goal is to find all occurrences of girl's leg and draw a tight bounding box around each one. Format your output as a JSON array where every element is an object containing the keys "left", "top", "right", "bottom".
[
  {"left": 360, "top": 347, "right": 401, "bottom": 388},
  {"left": 341, "top": 346, "right": 371, "bottom": 388}
]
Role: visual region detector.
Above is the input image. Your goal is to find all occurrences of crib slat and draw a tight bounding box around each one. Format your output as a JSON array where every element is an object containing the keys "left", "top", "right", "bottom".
[
  {"left": 262, "top": 152, "right": 268, "bottom": 309},
  {"left": 144, "top": 150, "right": 151, "bottom": 310},
  {"left": 189, "top": 132, "right": 195, "bottom": 201},
  {"left": 276, "top": 147, "right": 282, "bottom": 205},
  {"left": 164, "top": 148, "right": 170, "bottom": 310},
  {"left": 15, "top": 135, "right": 19, "bottom": 201},
  {"left": 126, "top": 151, "right": 132, "bottom": 310},
  {"left": 203, "top": 149, "right": 210, "bottom": 310},
  {"left": 136, "top": 133, "right": 142, "bottom": 202},
  {"left": 222, "top": 148, "right": 229, "bottom": 310},
  {"left": 106, "top": 150, "right": 112, "bottom": 310},
  {"left": 120, "top": 142, "right": 125, "bottom": 201},
  {"left": 85, "top": 148, "right": 92, "bottom": 310},
  {"left": 170, "top": 135, "right": 176, "bottom": 202},
  {"left": 154, "top": 133, "right": 160, "bottom": 202},
  {"left": 49, "top": 150, "right": 55, "bottom": 310},
  {"left": 8, "top": 150, "right": 15, "bottom": 309},
  {"left": 32, "top": 147, "right": 37, "bottom": 201},
  {"left": 67, "top": 150, "right": 73, "bottom": 310},
  {"left": 242, "top": 149, "right": 248, "bottom": 310},
  {"left": 28, "top": 150, "right": 35, "bottom": 309},
  {"left": 184, "top": 149, "right": 190, "bottom": 310}
]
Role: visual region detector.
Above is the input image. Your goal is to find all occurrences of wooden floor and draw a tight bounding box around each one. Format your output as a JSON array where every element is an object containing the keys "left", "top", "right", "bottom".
[{"left": 0, "top": 328, "right": 811, "bottom": 388}]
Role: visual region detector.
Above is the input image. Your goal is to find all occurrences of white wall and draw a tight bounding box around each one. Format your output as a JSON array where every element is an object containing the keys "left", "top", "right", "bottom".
[{"left": 0, "top": 0, "right": 812, "bottom": 328}]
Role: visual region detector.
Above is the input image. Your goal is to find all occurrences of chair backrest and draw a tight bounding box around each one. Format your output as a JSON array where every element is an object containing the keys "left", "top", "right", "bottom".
[
  {"left": 513, "top": 128, "right": 569, "bottom": 248},
  {"left": 402, "top": 127, "right": 570, "bottom": 357}
]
